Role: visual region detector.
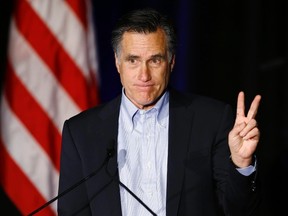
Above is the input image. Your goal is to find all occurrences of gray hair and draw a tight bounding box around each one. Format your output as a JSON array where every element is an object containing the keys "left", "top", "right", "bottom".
[{"left": 111, "top": 8, "right": 177, "bottom": 60}]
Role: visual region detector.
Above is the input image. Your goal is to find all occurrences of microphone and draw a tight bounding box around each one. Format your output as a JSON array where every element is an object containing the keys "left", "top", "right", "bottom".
[
  {"left": 106, "top": 152, "right": 157, "bottom": 216},
  {"left": 27, "top": 141, "right": 116, "bottom": 216}
]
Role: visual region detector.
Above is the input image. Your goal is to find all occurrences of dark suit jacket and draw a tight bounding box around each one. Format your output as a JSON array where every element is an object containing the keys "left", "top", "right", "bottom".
[{"left": 57, "top": 89, "right": 260, "bottom": 216}]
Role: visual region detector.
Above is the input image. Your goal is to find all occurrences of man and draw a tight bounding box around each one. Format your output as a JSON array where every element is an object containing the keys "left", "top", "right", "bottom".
[{"left": 57, "top": 8, "right": 261, "bottom": 216}]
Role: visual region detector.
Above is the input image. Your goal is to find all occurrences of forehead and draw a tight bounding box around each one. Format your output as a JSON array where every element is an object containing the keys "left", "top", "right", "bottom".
[{"left": 120, "top": 29, "right": 167, "bottom": 55}]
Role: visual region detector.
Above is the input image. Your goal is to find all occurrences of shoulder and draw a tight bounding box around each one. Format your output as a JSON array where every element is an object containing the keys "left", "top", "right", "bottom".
[
  {"left": 169, "top": 88, "right": 231, "bottom": 111},
  {"left": 169, "top": 88, "right": 235, "bottom": 124},
  {"left": 65, "top": 94, "right": 122, "bottom": 125},
  {"left": 168, "top": 88, "right": 235, "bottom": 132}
]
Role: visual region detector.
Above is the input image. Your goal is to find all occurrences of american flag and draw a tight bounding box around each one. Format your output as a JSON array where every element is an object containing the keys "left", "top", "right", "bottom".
[{"left": 0, "top": 0, "right": 100, "bottom": 215}]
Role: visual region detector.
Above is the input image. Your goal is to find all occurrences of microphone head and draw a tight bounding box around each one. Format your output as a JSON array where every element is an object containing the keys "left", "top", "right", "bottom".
[{"left": 118, "top": 149, "right": 127, "bottom": 170}]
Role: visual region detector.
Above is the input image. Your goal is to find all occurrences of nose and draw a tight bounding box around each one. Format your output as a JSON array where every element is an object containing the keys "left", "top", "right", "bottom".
[{"left": 138, "top": 63, "right": 151, "bottom": 81}]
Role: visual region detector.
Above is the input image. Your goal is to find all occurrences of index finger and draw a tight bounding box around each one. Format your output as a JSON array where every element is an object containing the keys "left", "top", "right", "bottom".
[{"left": 247, "top": 94, "right": 261, "bottom": 120}]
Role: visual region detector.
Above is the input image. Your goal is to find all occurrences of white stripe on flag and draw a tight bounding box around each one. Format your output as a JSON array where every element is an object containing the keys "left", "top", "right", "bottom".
[
  {"left": 1, "top": 96, "right": 58, "bottom": 213},
  {"left": 28, "top": 0, "right": 92, "bottom": 79},
  {"left": 9, "top": 19, "right": 81, "bottom": 133},
  {"left": 1, "top": 0, "right": 100, "bottom": 214}
]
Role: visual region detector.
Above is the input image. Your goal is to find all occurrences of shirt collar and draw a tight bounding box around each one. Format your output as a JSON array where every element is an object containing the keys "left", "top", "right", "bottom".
[{"left": 120, "top": 88, "right": 169, "bottom": 131}]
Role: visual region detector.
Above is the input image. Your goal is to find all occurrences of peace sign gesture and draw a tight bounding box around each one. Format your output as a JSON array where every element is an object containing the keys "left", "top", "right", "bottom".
[{"left": 228, "top": 91, "right": 262, "bottom": 168}]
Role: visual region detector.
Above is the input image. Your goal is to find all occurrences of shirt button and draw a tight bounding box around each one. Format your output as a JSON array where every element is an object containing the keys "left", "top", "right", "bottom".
[{"left": 147, "top": 162, "right": 151, "bottom": 169}]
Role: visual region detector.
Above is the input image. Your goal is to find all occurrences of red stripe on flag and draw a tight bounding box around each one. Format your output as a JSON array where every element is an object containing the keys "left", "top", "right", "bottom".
[
  {"left": 1, "top": 0, "right": 100, "bottom": 214},
  {"left": 5, "top": 62, "right": 61, "bottom": 170},
  {"left": 66, "top": 0, "right": 88, "bottom": 30},
  {"left": 88, "top": 69, "right": 100, "bottom": 106},
  {"left": 65, "top": 0, "right": 101, "bottom": 107},
  {"left": 0, "top": 140, "right": 56, "bottom": 216},
  {"left": 14, "top": 0, "right": 97, "bottom": 110},
  {"left": 69, "top": 0, "right": 101, "bottom": 108}
]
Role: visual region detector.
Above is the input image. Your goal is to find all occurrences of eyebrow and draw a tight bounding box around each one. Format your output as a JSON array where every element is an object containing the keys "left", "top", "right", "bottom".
[
  {"left": 125, "top": 53, "right": 165, "bottom": 60},
  {"left": 150, "top": 54, "right": 165, "bottom": 59},
  {"left": 125, "top": 54, "right": 140, "bottom": 60}
]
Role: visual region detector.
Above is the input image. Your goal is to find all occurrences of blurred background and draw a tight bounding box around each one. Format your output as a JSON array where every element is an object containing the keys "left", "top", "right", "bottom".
[{"left": 1, "top": 0, "right": 287, "bottom": 215}]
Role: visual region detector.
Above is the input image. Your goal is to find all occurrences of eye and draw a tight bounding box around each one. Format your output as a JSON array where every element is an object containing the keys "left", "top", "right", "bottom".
[
  {"left": 152, "top": 58, "right": 161, "bottom": 64},
  {"left": 129, "top": 58, "right": 137, "bottom": 64},
  {"left": 126, "top": 56, "right": 140, "bottom": 65},
  {"left": 149, "top": 56, "right": 163, "bottom": 67}
]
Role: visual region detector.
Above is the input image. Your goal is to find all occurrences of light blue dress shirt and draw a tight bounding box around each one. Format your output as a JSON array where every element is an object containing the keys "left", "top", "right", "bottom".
[{"left": 118, "top": 89, "right": 169, "bottom": 216}]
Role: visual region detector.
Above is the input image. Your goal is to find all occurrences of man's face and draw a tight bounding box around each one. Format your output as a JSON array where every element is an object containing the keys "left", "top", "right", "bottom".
[{"left": 115, "top": 28, "right": 175, "bottom": 110}]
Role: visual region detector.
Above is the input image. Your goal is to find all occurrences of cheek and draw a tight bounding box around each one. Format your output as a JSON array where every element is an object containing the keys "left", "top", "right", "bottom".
[
  {"left": 166, "top": 72, "right": 171, "bottom": 82},
  {"left": 156, "top": 70, "right": 170, "bottom": 84},
  {"left": 119, "top": 70, "right": 134, "bottom": 84}
]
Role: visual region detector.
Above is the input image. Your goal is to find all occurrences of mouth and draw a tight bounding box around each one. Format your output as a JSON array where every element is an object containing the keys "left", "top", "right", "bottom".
[
  {"left": 134, "top": 83, "right": 154, "bottom": 87},
  {"left": 134, "top": 85, "right": 154, "bottom": 92}
]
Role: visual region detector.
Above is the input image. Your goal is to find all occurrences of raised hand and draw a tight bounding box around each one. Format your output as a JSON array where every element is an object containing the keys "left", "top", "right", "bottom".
[{"left": 228, "top": 91, "right": 261, "bottom": 168}]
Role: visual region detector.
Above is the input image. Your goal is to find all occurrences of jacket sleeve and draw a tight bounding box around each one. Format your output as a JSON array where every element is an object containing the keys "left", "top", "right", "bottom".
[{"left": 215, "top": 104, "right": 261, "bottom": 216}]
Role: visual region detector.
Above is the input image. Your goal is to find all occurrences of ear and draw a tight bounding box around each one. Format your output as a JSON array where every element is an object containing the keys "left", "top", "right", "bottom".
[
  {"left": 114, "top": 53, "right": 120, "bottom": 73},
  {"left": 170, "top": 54, "right": 176, "bottom": 72}
]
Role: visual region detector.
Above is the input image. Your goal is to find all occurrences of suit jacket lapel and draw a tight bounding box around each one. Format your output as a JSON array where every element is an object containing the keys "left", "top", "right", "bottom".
[
  {"left": 166, "top": 90, "right": 194, "bottom": 216},
  {"left": 92, "top": 95, "right": 123, "bottom": 215}
]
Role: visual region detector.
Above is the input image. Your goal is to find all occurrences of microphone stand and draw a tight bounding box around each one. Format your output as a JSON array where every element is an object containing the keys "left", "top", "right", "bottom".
[
  {"left": 27, "top": 148, "right": 114, "bottom": 216},
  {"left": 106, "top": 165, "right": 157, "bottom": 216},
  {"left": 28, "top": 143, "right": 157, "bottom": 216}
]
